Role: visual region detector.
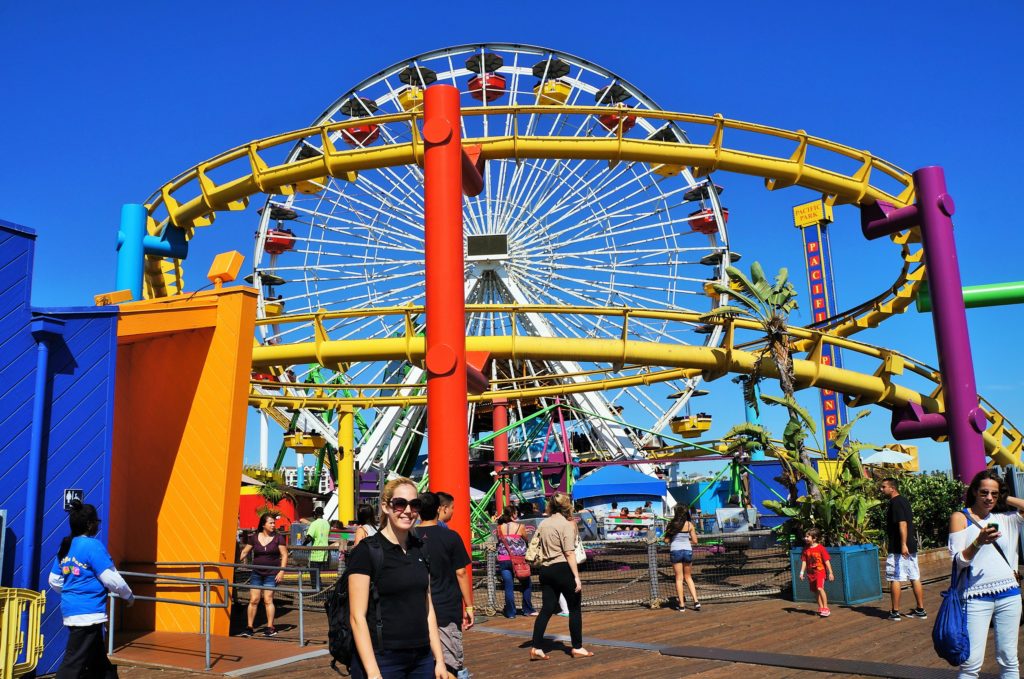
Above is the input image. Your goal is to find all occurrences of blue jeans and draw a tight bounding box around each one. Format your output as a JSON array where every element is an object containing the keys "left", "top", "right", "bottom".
[
  {"left": 960, "top": 594, "right": 1022, "bottom": 678},
  {"left": 350, "top": 646, "right": 435, "bottom": 679},
  {"left": 499, "top": 560, "right": 534, "bottom": 617}
]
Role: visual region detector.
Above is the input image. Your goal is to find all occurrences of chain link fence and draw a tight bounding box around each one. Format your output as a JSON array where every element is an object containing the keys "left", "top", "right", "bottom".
[
  {"left": 477, "top": 530, "right": 789, "bottom": 614},
  {"left": 241, "top": 531, "right": 788, "bottom": 615}
]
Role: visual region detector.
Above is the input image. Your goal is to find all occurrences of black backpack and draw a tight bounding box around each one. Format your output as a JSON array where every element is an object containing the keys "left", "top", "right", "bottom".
[{"left": 326, "top": 539, "right": 384, "bottom": 672}]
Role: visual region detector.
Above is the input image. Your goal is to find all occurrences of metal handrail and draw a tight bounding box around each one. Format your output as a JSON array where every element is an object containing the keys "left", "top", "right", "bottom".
[
  {"left": 146, "top": 561, "right": 326, "bottom": 647},
  {"left": 108, "top": 571, "right": 229, "bottom": 671}
]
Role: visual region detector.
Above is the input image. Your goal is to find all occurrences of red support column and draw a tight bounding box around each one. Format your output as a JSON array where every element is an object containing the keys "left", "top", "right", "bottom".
[
  {"left": 423, "top": 85, "right": 472, "bottom": 553},
  {"left": 493, "top": 398, "right": 509, "bottom": 513}
]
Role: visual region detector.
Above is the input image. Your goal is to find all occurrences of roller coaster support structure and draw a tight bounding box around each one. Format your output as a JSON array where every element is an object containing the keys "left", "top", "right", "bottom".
[
  {"left": 861, "top": 166, "right": 986, "bottom": 481},
  {"left": 423, "top": 85, "right": 483, "bottom": 554},
  {"left": 116, "top": 203, "right": 188, "bottom": 301},
  {"left": 337, "top": 406, "right": 355, "bottom": 524},
  {"left": 493, "top": 399, "right": 509, "bottom": 513},
  {"left": 917, "top": 281, "right": 1024, "bottom": 312}
]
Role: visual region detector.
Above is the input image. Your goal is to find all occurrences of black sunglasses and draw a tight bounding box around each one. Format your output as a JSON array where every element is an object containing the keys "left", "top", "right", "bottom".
[{"left": 389, "top": 498, "right": 422, "bottom": 513}]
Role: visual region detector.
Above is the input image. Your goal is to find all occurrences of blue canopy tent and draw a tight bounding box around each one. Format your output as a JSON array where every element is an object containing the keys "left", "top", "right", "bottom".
[
  {"left": 572, "top": 466, "right": 666, "bottom": 500},
  {"left": 572, "top": 466, "right": 668, "bottom": 538}
]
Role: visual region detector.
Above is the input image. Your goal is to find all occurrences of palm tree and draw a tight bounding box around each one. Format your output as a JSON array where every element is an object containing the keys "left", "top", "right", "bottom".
[{"left": 702, "top": 262, "right": 820, "bottom": 496}]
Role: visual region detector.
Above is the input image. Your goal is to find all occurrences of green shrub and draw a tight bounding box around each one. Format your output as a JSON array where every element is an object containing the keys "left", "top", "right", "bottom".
[{"left": 870, "top": 472, "right": 965, "bottom": 552}]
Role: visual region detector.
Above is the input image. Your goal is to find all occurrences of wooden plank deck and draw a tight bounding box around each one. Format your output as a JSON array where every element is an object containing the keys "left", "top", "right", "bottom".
[{"left": 112, "top": 581, "right": 1004, "bottom": 678}]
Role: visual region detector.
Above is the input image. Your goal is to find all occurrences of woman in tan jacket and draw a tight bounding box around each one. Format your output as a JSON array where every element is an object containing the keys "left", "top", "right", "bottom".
[{"left": 529, "top": 492, "right": 594, "bottom": 660}]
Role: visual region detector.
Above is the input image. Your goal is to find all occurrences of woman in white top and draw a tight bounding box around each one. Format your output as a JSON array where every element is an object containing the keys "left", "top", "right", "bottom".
[
  {"left": 352, "top": 504, "right": 378, "bottom": 547},
  {"left": 948, "top": 469, "right": 1024, "bottom": 679},
  {"left": 664, "top": 505, "right": 701, "bottom": 611}
]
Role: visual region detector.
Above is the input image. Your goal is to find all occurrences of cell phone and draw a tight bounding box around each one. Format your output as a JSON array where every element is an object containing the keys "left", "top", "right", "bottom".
[{"left": 988, "top": 523, "right": 1000, "bottom": 532}]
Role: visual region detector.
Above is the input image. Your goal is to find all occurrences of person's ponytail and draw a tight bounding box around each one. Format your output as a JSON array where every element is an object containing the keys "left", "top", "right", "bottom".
[{"left": 58, "top": 499, "right": 99, "bottom": 561}]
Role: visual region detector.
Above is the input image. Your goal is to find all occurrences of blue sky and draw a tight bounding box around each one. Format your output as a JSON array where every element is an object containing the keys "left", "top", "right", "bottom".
[{"left": 3, "top": 1, "right": 1022, "bottom": 474}]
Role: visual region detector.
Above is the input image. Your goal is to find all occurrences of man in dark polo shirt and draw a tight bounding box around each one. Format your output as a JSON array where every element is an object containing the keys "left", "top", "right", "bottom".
[
  {"left": 417, "top": 492, "right": 473, "bottom": 679},
  {"left": 880, "top": 477, "right": 926, "bottom": 621}
]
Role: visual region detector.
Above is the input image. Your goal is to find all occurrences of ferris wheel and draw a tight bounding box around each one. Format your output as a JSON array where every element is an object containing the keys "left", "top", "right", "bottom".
[{"left": 251, "top": 43, "right": 733, "bottom": 476}]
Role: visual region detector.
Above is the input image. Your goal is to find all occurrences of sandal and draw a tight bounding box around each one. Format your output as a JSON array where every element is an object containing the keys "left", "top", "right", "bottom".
[
  {"left": 529, "top": 649, "right": 549, "bottom": 661},
  {"left": 571, "top": 648, "right": 595, "bottom": 658}
]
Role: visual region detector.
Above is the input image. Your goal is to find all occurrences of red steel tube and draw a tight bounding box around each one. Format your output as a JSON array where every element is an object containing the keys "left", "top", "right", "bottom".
[
  {"left": 423, "top": 85, "right": 473, "bottom": 555},
  {"left": 492, "top": 399, "right": 509, "bottom": 513}
]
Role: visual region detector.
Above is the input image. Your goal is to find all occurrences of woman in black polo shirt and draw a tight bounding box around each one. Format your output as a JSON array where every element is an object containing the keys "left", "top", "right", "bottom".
[{"left": 348, "top": 477, "right": 447, "bottom": 679}]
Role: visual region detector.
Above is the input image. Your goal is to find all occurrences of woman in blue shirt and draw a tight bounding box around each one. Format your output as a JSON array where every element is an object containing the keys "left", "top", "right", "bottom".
[{"left": 48, "top": 500, "right": 134, "bottom": 679}]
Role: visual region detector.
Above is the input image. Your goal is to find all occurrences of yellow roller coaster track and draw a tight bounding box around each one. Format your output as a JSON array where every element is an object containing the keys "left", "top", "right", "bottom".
[
  {"left": 137, "top": 106, "right": 1016, "bottom": 465},
  {"left": 245, "top": 306, "right": 1022, "bottom": 468},
  {"left": 140, "top": 106, "right": 923, "bottom": 338}
]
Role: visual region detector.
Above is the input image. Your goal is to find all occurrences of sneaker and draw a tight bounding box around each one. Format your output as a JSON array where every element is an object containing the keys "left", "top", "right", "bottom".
[
  {"left": 907, "top": 608, "right": 928, "bottom": 619},
  {"left": 238, "top": 627, "right": 254, "bottom": 638},
  {"left": 557, "top": 612, "right": 570, "bottom": 618},
  {"left": 675, "top": 605, "right": 685, "bottom": 612},
  {"left": 263, "top": 626, "right": 278, "bottom": 637},
  {"left": 819, "top": 607, "right": 831, "bottom": 617},
  {"left": 693, "top": 602, "right": 702, "bottom": 611},
  {"left": 887, "top": 610, "right": 902, "bottom": 621}
]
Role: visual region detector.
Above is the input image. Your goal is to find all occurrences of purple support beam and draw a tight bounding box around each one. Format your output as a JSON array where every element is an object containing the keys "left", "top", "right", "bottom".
[{"left": 861, "top": 166, "right": 987, "bottom": 481}]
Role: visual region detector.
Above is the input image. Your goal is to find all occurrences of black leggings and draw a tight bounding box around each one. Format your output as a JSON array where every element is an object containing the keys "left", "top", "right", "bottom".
[{"left": 531, "top": 562, "right": 583, "bottom": 650}]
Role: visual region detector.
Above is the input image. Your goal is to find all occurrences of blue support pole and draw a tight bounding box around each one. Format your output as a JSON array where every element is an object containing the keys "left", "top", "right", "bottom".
[
  {"left": 116, "top": 204, "right": 147, "bottom": 300},
  {"left": 20, "top": 316, "right": 64, "bottom": 590},
  {"left": 115, "top": 204, "right": 189, "bottom": 300}
]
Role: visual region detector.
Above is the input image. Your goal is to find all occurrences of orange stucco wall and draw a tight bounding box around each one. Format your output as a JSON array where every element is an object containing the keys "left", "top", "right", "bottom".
[{"left": 109, "top": 287, "right": 256, "bottom": 635}]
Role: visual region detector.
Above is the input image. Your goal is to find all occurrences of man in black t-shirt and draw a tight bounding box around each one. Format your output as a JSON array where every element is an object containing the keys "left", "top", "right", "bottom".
[
  {"left": 417, "top": 492, "right": 473, "bottom": 679},
  {"left": 880, "top": 478, "right": 926, "bottom": 621}
]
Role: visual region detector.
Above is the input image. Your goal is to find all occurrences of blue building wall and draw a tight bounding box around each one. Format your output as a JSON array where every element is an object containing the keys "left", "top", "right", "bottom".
[
  {"left": 0, "top": 220, "right": 119, "bottom": 675},
  {"left": 0, "top": 221, "right": 38, "bottom": 587}
]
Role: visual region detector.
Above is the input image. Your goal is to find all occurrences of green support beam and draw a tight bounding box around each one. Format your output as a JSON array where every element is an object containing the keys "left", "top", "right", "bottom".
[{"left": 917, "top": 281, "right": 1024, "bottom": 312}]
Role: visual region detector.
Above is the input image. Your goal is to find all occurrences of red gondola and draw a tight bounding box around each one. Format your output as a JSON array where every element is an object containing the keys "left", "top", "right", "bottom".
[
  {"left": 264, "top": 228, "right": 295, "bottom": 255},
  {"left": 689, "top": 208, "right": 729, "bottom": 235},
  {"left": 598, "top": 112, "right": 637, "bottom": 133},
  {"left": 341, "top": 123, "right": 381, "bottom": 147},
  {"left": 468, "top": 73, "right": 506, "bottom": 102}
]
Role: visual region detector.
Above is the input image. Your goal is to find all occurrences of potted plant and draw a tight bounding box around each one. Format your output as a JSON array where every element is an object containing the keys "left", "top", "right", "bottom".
[
  {"left": 725, "top": 403, "right": 885, "bottom": 605},
  {"left": 764, "top": 411, "right": 884, "bottom": 605}
]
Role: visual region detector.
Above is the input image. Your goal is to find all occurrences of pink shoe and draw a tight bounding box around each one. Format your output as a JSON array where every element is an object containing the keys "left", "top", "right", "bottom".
[{"left": 819, "top": 608, "right": 831, "bottom": 618}]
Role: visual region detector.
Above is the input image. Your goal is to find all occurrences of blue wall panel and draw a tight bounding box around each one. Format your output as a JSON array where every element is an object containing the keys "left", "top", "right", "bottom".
[
  {"left": 35, "top": 309, "right": 119, "bottom": 674},
  {"left": 0, "top": 221, "right": 120, "bottom": 675},
  {"left": 0, "top": 221, "right": 37, "bottom": 588}
]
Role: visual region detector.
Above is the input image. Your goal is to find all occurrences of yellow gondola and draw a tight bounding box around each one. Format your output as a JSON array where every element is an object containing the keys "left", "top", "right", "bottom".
[
  {"left": 670, "top": 414, "right": 713, "bottom": 438},
  {"left": 534, "top": 80, "right": 571, "bottom": 105},
  {"left": 283, "top": 432, "right": 327, "bottom": 452},
  {"left": 397, "top": 86, "right": 424, "bottom": 112}
]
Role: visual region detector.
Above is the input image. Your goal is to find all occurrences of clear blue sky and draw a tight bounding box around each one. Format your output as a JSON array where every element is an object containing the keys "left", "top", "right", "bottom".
[{"left": 3, "top": 1, "right": 1022, "bottom": 473}]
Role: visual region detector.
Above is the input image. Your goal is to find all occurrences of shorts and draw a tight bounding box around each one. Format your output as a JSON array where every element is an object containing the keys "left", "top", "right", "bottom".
[
  {"left": 807, "top": 571, "right": 826, "bottom": 592},
  {"left": 438, "top": 621, "right": 464, "bottom": 672},
  {"left": 670, "top": 549, "right": 693, "bottom": 564},
  {"left": 886, "top": 553, "right": 920, "bottom": 582},
  {"left": 249, "top": 571, "right": 277, "bottom": 589}
]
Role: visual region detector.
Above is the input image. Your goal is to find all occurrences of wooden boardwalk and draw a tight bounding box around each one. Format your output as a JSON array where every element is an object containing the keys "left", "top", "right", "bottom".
[{"left": 113, "top": 581, "right": 1005, "bottom": 678}]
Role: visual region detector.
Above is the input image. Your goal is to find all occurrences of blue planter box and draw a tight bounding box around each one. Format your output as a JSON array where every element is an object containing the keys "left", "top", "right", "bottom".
[{"left": 789, "top": 544, "right": 882, "bottom": 605}]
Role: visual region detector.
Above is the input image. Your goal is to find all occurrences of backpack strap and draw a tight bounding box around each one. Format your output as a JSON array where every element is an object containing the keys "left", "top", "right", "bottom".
[{"left": 366, "top": 538, "right": 385, "bottom": 649}]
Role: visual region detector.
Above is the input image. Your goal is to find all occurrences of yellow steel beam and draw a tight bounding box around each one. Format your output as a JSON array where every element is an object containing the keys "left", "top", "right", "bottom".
[
  {"left": 139, "top": 107, "right": 923, "bottom": 339},
  {"left": 245, "top": 305, "right": 1021, "bottom": 467},
  {"left": 249, "top": 366, "right": 698, "bottom": 409},
  {"left": 251, "top": 333, "right": 939, "bottom": 411}
]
